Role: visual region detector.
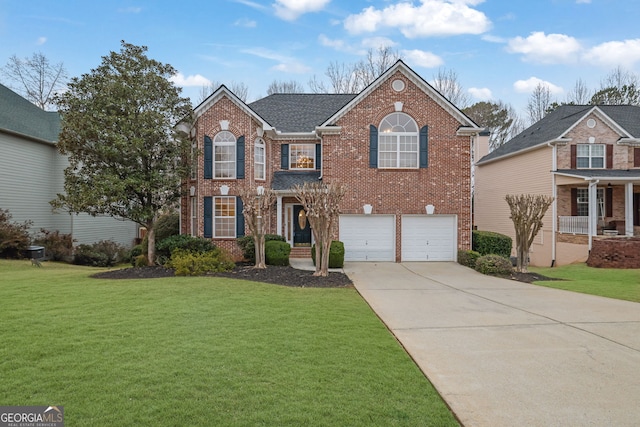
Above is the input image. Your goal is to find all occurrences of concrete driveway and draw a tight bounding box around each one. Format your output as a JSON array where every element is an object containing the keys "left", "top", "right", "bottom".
[{"left": 344, "top": 262, "right": 640, "bottom": 427}]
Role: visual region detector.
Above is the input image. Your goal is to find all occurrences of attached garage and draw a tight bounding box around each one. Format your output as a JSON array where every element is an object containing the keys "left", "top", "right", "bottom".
[
  {"left": 401, "top": 215, "right": 457, "bottom": 261},
  {"left": 339, "top": 215, "right": 395, "bottom": 261}
]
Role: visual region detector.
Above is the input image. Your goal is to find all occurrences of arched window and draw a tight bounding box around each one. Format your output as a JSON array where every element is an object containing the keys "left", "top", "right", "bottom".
[
  {"left": 214, "top": 131, "right": 236, "bottom": 178},
  {"left": 378, "top": 112, "right": 419, "bottom": 168}
]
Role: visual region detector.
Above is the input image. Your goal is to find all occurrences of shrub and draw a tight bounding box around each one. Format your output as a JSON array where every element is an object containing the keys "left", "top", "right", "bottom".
[
  {"left": 458, "top": 249, "right": 480, "bottom": 269},
  {"left": 475, "top": 254, "right": 513, "bottom": 277},
  {"left": 154, "top": 212, "right": 180, "bottom": 243},
  {"left": 156, "top": 235, "right": 217, "bottom": 265},
  {"left": 128, "top": 244, "right": 144, "bottom": 265},
  {"left": 167, "top": 248, "right": 235, "bottom": 276},
  {"left": 0, "top": 208, "right": 32, "bottom": 258},
  {"left": 33, "top": 229, "right": 74, "bottom": 261},
  {"left": 472, "top": 230, "right": 512, "bottom": 258},
  {"left": 134, "top": 254, "right": 148, "bottom": 268},
  {"left": 237, "top": 234, "right": 286, "bottom": 263},
  {"left": 311, "top": 241, "right": 345, "bottom": 268},
  {"left": 265, "top": 240, "right": 291, "bottom": 266},
  {"left": 73, "top": 240, "right": 125, "bottom": 267}
]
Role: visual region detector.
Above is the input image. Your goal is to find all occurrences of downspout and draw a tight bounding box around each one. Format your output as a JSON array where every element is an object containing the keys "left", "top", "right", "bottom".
[{"left": 548, "top": 142, "right": 557, "bottom": 267}]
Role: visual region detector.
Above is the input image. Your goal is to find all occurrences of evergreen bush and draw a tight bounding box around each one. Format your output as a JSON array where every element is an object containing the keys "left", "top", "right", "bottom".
[
  {"left": 311, "top": 241, "right": 345, "bottom": 268},
  {"left": 474, "top": 254, "right": 513, "bottom": 277},
  {"left": 237, "top": 234, "right": 286, "bottom": 263},
  {"left": 457, "top": 249, "right": 481, "bottom": 269},
  {"left": 265, "top": 240, "right": 291, "bottom": 266},
  {"left": 472, "top": 230, "right": 512, "bottom": 258}
]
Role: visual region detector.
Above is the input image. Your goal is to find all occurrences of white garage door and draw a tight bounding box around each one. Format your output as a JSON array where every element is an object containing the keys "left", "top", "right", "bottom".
[
  {"left": 401, "top": 215, "right": 457, "bottom": 261},
  {"left": 340, "top": 215, "right": 395, "bottom": 261}
]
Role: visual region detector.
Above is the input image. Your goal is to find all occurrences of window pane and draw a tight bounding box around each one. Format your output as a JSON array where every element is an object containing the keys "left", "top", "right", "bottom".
[
  {"left": 577, "top": 145, "right": 590, "bottom": 156},
  {"left": 290, "top": 144, "right": 315, "bottom": 169},
  {"left": 214, "top": 196, "right": 236, "bottom": 238},
  {"left": 591, "top": 157, "right": 604, "bottom": 168},
  {"left": 576, "top": 158, "right": 589, "bottom": 168},
  {"left": 255, "top": 141, "right": 265, "bottom": 180}
]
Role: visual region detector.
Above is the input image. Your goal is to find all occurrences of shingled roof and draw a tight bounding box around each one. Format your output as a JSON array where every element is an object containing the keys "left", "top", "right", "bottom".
[
  {"left": 0, "top": 83, "right": 60, "bottom": 143},
  {"left": 478, "top": 105, "right": 640, "bottom": 164},
  {"left": 248, "top": 93, "right": 356, "bottom": 133}
]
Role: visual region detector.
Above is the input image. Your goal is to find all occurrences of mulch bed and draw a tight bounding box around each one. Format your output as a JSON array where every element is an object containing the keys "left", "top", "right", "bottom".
[
  {"left": 91, "top": 263, "right": 353, "bottom": 288},
  {"left": 92, "top": 263, "right": 559, "bottom": 287}
]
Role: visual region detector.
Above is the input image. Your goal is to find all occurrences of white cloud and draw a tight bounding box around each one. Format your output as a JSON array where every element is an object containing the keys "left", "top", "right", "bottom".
[
  {"left": 344, "top": 0, "right": 491, "bottom": 38},
  {"left": 117, "top": 6, "right": 142, "bottom": 13},
  {"left": 36, "top": 36, "right": 47, "bottom": 45},
  {"left": 361, "top": 37, "right": 397, "bottom": 49},
  {"left": 319, "top": 34, "right": 348, "bottom": 50},
  {"left": 170, "top": 73, "right": 211, "bottom": 87},
  {"left": 507, "top": 32, "right": 581, "bottom": 64},
  {"left": 242, "top": 47, "right": 311, "bottom": 73},
  {"left": 401, "top": 49, "right": 443, "bottom": 68},
  {"left": 513, "top": 77, "right": 563, "bottom": 94},
  {"left": 234, "top": 17, "right": 257, "bottom": 27},
  {"left": 582, "top": 39, "right": 640, "bottom": 68},
  {"left": 273, "top": 0, "right": 331, "bottom": 21},
  {"left": 469, "top": 87, "right": 492, "bottom": 100},
  {"left": 234, "top": 0, "right": 268, "bottom": 10}
]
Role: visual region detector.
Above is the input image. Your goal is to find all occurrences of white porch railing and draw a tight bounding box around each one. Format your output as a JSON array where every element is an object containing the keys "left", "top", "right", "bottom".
[{"left": 559, "top": 216, "right": 589, "bottom": 234}]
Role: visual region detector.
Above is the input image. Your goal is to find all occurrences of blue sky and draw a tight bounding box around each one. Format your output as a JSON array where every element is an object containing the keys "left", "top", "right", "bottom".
[{"left": 2, "top": 0, "right": 640, "bottom": 117}]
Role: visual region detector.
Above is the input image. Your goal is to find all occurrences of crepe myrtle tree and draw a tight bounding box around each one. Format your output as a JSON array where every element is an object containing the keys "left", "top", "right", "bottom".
[
  {"left": 239, "top": 186, "right": 276, "bottom": 269},
  {"left": 293, "top": 181, "right": 345, "bottom": 277},
  {"left": 52, "top": 41, "right": 194, "bottom": 265},
  {"left": 506, "top": 194, "right": 554, "bottom": 273}
]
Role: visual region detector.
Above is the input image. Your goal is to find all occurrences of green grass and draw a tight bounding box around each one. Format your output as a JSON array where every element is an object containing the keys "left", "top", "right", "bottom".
[
  {"left": 530, "top": 263, "right": 640, "bottom": 303},
  {"left": 0, "top": 260, "right": 458, "bottom": 426}
]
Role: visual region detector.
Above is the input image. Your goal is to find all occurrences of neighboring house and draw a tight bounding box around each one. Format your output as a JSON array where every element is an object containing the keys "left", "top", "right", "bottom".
[
  {"left": 475, "top": 105, "right": 640, "bottom": 267},
  {"left": 0, "top": 83, "right": 138, "bottom": 248},
  {"left": 181, "top": 60, "right": 484, "bottom": 262}
]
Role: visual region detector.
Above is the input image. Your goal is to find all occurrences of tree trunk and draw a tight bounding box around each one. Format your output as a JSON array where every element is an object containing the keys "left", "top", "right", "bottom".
[
  {"left": 255, "top": 232, "right": 266, "bottom": 269},
  {"left": 146, "top": 222, "right": 155, "bottom": 266}
]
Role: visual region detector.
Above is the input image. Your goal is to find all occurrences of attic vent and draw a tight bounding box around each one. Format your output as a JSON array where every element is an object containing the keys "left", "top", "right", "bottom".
[
  {"left": 392, "top": 79, "right": 405, "bottom": 92},
  {"left": 587, "top": 119, "right": 596, "bottom": 128}
]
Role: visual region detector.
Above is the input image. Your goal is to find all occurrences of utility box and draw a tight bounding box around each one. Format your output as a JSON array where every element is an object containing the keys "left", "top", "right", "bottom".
[{"left": 24, "top": 245, "right": 45, "bottom": 260}]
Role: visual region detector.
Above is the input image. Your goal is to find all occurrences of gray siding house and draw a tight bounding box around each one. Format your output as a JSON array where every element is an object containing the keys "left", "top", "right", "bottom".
[{"left": 0, "top": 83, "right": 138, "bottom": 248}]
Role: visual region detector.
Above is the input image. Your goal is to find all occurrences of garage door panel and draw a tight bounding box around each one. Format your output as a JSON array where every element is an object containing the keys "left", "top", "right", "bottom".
[
  {"left": 340, "top": 215, "right": 395, "bottom": 262},
  {"left": 402, "top": 215, "right": 457, "bottom": 262}
]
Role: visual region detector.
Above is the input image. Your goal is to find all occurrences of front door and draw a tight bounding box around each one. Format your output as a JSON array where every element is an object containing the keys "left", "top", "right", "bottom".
[{"left": 293, "top": 205, "right": 312, "bottom": 247}]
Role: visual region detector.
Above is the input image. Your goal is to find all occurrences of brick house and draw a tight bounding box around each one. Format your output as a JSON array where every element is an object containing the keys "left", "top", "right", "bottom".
[
  {"left": 475, "top": 105, "right": 640, "bottom": 267},
  {"left": 181, "top": 60, "right": 483, "bottom": 262}
]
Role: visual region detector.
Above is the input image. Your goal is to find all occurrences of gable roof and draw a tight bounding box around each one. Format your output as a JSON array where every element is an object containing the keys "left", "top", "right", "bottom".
[
  {"left": 478, "top": 105, "right": 640, "bottom": 165},
  {"left": 0, "top": 83, "right": 60, "bottom": 144},
  {"left": 321, "top": 60, "right": 480, "bottom": 130},
  {"left": 249, "top": 94, "right": 356, "bottom": 133}
]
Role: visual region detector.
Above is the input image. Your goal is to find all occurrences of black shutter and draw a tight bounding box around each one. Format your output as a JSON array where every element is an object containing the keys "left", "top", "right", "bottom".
[
  {"left": 281, "top": 144, "right": 289, "bottom": 169},
  {"left": 204, "top": 136, "right": 213, "bottom": 179},
  {"left": 570, "top": 145, "right": 577, "bottom": 169},
  {"left": 606, "top": 145, "right": 613, "bottom": 169},
  {"left": 237, "top": 135, "right": 245, "bottom": 179},
  {"left": 606, "top": 187, "right": 613, "bottom": 217},
  {"left": 419, "top": 126, "right": 429, "bottom": 168},
  {"left": 315, "top": 143, "right": 321, "bottom": 170},
  {"left": 369, "top": 125, "right": 378, "bottom": 168},
  {"left": 204, "top": 197, "right": 212, "bottom": 238},
  {"left": 635, "top": 148, "right": 640, "bottom": 167},
  {"left": 236, "top": 197, "right": 245, "bottom": 237}
]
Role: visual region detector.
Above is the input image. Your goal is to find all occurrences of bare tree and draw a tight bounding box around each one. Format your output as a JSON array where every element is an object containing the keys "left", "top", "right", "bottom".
[
  {"left": 505, "top": 194, "right": 554, "bottom": 273},
  {"left": 309, "top": 47, "right": 402, "bottom": 94},
  {"left": 2, "top": 52, "right": 68, "bottom": 110},
  {"left": 565, "top": 78, "right": 592, "bottom": 105},
  {"left": 526, "top": 83, "right": 554, "bottom": 124},
  {"left": 267, "top": 79, "right": 305, "bottom": 94},
  {"left": 198, "top": 80, "right": 249, "bottom": 104},
  {"left": 293, "top": 181, "right": 345, "bottom": 276},
  {"left": 239, "top": 186, "right": 276, "bottom": 269},
  {"left": 600, "top": 66, "right": 639, "bottom": 91},
  {"left": 431, "top": 68, "right": 470, "bottom": 109}
]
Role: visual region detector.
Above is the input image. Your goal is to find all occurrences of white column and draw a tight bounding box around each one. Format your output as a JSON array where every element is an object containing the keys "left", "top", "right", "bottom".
[
  {"left": 276, "top": 196, "right": 283, "bottom": 236},
  {"left": 588, "top": 181, "right": 598, "bottom": 250},
  {"left": 625, "top": 182, "right": 634, "bottom": 236}
]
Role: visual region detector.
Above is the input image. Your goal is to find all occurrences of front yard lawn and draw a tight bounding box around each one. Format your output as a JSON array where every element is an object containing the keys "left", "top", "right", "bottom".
[
  {"left": 530, "top": 263, "right": 640, "bottom": 303},
  {"left": 0, "top": 260, "right": 458, "bottom": 426}
]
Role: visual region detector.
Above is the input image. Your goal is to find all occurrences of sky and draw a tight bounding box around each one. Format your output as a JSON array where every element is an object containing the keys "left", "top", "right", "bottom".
[{"left": 2, "top": 0, "right": 640, "bottom": 119}]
